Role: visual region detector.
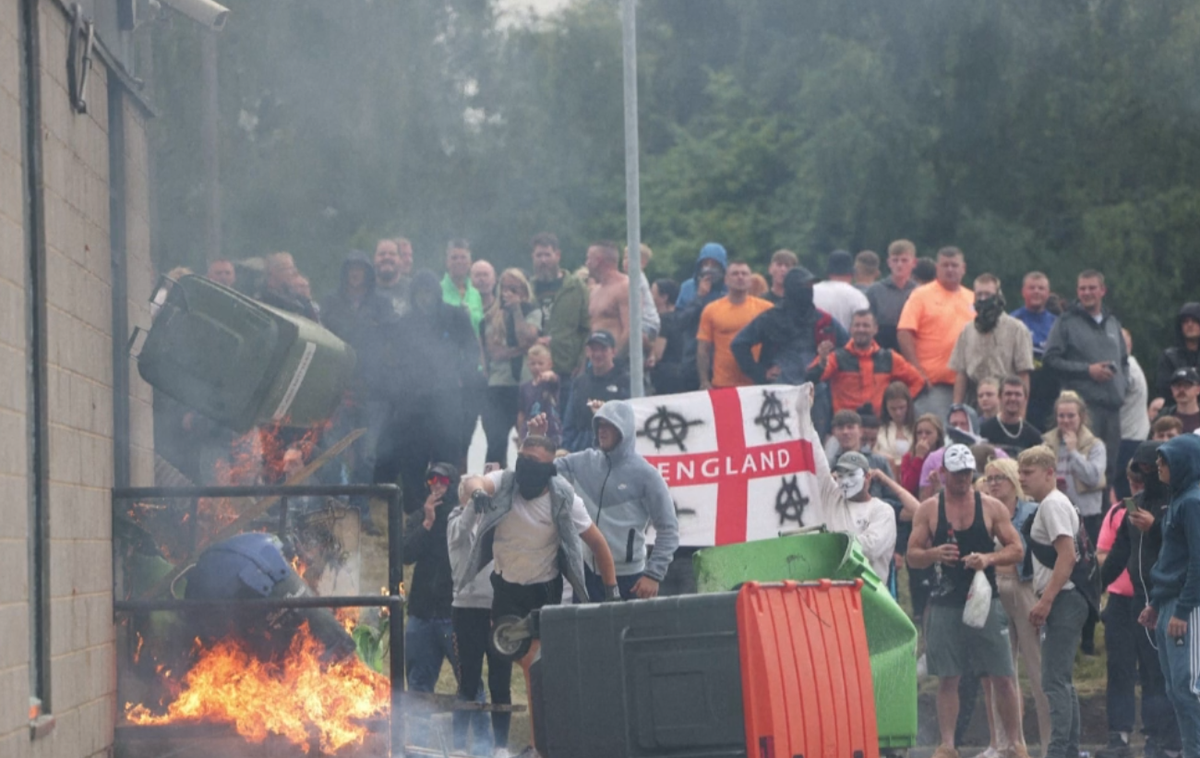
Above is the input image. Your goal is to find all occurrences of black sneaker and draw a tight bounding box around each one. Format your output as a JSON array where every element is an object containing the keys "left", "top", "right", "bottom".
[{"left": 1095, "top": 733, "right": 1131, "bottom": 758}]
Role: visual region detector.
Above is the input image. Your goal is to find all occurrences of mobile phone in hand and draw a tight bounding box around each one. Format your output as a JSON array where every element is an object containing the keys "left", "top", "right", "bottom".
[{"left": 1123, "top": 496, "right": 1139, "bottom": 515}]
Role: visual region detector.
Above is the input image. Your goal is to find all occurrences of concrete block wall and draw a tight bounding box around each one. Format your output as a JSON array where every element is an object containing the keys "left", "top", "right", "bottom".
[{"left": 0, "top": 1, "right": 156, "bottom": 756}]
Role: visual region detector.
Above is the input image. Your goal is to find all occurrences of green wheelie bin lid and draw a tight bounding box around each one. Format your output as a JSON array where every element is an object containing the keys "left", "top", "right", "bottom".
[
  {"left": 693, "top": 531, "right": 918, "bottom": 751},
  {"left": 136, "top": 275, "right": 355, "bottom": 433}
]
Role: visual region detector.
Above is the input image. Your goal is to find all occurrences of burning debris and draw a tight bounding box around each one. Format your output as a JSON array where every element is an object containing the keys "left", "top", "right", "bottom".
[{"left": 125, "top": 622, "right": 389, "bottom": 755}]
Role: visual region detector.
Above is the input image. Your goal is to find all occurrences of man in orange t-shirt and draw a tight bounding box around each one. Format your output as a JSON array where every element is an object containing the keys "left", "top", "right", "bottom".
[
  {"left": 697, "top": 261, "right": 773, "bottom": 388},
  {"left": 897, "top": 246, "right": 975, "bottom": 419}
]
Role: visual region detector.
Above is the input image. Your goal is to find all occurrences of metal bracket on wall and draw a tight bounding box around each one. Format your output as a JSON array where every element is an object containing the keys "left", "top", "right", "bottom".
[{"left": 67, "top": 2, "right": 94, "bottom": 114}]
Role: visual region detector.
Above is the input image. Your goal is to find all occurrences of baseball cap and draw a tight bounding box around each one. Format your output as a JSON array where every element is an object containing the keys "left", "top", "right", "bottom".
[
  {"left": 1132, "top": 440, "right": 1163, "bottom": 467},
  {"left": 586, "top": 330, "right": 616, "bottom": 349},
  {"left": 1171, "top": 367, "right": 1200, "bottom": 385},
  {"left": 827, "top": 249, "right": 854, "bottom": 277},
  {"left": 835, "top": 451, "right": 870, "bottom": 475},
  {"left": 942, "top": 444, "right": 977, "bottom": 473}
]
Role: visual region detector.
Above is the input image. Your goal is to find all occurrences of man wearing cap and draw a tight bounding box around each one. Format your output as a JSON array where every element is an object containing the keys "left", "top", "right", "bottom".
[
  {"left": 1157, "top": 367, "right": 1200, "bottom": 434},
  {"left": 811, "top": 448, "right": 915, "bottom": 582},
  {"left": 814, "top": 249, "right": 871, "bottom": 333},
  {"left": 403, "top": 462, "right": 475, "bottom": 746},
  {"left": 908, "top": 443, "right": 1028, "bottom": 758},
  {"left": 561, "top": 330, "right": 630, "bottom": 452}
]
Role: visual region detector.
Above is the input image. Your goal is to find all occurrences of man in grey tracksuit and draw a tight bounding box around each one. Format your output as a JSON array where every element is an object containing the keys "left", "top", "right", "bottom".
[{"left": 555, "top": 400, "right": 680, "bottom": 600}]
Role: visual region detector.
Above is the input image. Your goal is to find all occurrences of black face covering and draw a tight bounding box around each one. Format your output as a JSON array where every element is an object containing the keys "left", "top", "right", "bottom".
[
  {"left": 514, "top": 456, "right": 558, "bottom": 500},
  {"left": 782, "top": 267, "right": 816, "bottom": 314},
  {"left": 974, "top": 293, "right": 1006, "bottom": 333}
]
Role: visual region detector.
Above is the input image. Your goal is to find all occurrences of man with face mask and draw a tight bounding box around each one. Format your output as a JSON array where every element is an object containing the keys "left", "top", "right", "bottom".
[
  {"left": 908, "top": 444, "right": 1029, "bottom": 758},
  {"left": 732, "top": 266, "right": 847, "bottom": 433},
  {"left": 372, "top": 270, "right": 482, "bottom": 514},
  {"left": 809, "top": 449, "right": 911, "bottom": 582},
  {"left": 546, "top": 400, "right": 679, "bottom": 601},
  {"left": 456, "top": 435, "right": 617, "bottom": 727},
  {"left": 948, "top": 274, "right": 1033, "bottom": 409},
  {"left": 731, "top": 266, "right": 847, "bottom": 385}
]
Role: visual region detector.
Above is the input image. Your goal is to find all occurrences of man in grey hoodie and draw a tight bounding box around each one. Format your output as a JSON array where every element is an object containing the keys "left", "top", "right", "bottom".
[{"left": 547, "top": 400, "right": 680, "bottom": 600}]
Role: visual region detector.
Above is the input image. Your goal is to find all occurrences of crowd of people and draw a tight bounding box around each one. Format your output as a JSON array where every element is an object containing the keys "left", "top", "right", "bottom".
[{"left": 172, "top": 235, "right": 1200, "bottom": 758}]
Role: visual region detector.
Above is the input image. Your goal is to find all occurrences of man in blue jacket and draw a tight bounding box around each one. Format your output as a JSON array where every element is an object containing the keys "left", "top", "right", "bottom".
[
  {"left": 1143, "top": 433, "right": 1200, "bottom": 757},
  {"left": 542, "top": 400, "right": 680, "bottom": 600}
]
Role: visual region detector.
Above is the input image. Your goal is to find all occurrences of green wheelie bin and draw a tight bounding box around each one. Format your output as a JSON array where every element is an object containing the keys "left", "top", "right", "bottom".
[
  {"left": 136, "top": 274, "right": 356, "bottom": 433},
  {"left": 693, "top": 530, "right": 918, "bottom": 754}
]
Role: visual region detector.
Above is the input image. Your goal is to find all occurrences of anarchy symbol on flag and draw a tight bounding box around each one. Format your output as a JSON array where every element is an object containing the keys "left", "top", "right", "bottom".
[{"left": 628, "top": 384, "right": 824, "bottom": 547}]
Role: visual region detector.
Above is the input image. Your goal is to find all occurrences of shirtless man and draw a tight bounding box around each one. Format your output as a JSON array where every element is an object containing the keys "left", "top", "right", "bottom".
[
  {"left": 586, "top": 241, "right": 630, "bottom": 354},
  {"left": 907, "top": 443, "right": 1028, "bottom": 758}
]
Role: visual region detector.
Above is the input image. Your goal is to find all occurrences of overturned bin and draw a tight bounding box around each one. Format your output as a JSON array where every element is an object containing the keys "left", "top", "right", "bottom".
[
  {"left": 694, "top": 530, "right": 918, "bottom": 754},
  {"left": 530, "top": 581, "right": 879, "bottom": 758},
  {"left": 136, "top": 274, "right": 355, "bottom": 433}
]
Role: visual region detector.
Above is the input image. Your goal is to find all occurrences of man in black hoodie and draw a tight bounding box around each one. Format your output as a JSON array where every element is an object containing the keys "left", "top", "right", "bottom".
[
  {"left": 323, "top": 252, "right": 401, "bottom": 510},
  {"left": 373, "top": 270, "right": 482, "bottom": 512},
  {"left": 731, "top": 266, "right": 846, "bottom": 434},
  {"left": 1156, "top": 303, "right": 1200, "bottom": 402},
  {"left": 1098, "top": 441, "right": 1181, "bottom": 758}
]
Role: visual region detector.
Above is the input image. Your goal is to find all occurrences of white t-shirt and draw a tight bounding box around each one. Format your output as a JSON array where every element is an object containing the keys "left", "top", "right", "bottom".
[
  {"left": 486, "top": 471, "right": 593, "bottom": 586},
  {"left": 813, "top": 280, "right": 870, "bottom": 332},
  {"left": 1030, "top": 489, "right": 1080, "bottom": 595}
]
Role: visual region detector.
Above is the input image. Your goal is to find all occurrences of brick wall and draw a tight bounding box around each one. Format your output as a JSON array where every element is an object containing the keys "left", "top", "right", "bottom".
[{"left": 0, "top": 1, "right": 155, "bottom": 756}]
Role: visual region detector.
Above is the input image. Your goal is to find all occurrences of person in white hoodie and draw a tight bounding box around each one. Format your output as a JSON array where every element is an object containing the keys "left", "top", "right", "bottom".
[{"left": 810, "top": 449, "right": 917, "bottom": 582}]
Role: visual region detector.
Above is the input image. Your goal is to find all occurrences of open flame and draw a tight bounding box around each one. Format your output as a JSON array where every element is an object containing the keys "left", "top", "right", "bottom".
[{"left": 125, "top": 623, "right": 388, "bottom": 754}]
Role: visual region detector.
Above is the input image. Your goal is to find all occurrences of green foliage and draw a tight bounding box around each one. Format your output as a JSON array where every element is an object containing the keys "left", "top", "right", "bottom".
[{"left": 148, "top": 0, "right": 1200, "bottom": 363}]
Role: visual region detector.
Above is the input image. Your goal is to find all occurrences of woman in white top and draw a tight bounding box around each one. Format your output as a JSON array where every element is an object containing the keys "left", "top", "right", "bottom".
[{"left": 875, "top": 381, "right": 917, "bottom": 474}]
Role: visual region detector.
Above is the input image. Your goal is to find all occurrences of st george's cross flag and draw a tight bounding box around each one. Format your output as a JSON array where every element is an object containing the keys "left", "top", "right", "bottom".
[{"left": 627, "top": 384, "right": 827, "bottom": 547}]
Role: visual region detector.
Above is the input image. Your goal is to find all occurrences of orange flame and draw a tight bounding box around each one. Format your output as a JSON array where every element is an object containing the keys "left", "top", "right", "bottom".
[{"left": 125, "top": 623, "right": 388, "bottom": 754}]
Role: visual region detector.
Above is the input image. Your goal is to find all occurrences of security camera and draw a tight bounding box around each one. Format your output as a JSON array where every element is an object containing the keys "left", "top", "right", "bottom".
[{"left": 159, "top": 0, "right": 229, "bottom": 30}]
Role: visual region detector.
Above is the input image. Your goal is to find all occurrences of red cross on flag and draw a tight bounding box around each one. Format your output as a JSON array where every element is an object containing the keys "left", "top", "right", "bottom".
[{"left": 629, "top": 384, "right": 825, "bottom": 547}]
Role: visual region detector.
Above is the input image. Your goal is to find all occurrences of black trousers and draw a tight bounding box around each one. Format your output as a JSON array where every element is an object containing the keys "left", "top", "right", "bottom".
[
  {"left": 373, "top": 398, "right": 464, "bottom": 513},
  {"left": 1104, "top": 593, "right": 1180, "bottom": 748},
  {"left": 452, "top": 606, "right": 513, "bottom": 749},
  {"left": 481, "top": 385, "right": 520, "bottom": 468}
]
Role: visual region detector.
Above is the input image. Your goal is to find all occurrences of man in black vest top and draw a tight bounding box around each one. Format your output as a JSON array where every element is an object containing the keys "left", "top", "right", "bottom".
[{"left": 907, "top": 444, "right": 1028, "bottom": 758}]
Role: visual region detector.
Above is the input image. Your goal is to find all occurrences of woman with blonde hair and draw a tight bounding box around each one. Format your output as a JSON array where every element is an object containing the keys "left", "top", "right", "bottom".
[
  {"left": 482, "top": 268, "right": 542, "bottom": 468},
  {"left": 983, "top": 457, "right": 1051, "bottom": 753},
  {"left": 1042, "top": 391, "right": 1106, "bottom": 540},
  {"left": 1042, "top": 389, "right": 1105, "bottom": 654}
]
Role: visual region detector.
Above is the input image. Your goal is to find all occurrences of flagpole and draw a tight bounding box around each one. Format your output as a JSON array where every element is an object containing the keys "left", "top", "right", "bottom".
[{"left": 621, "top": 0, "right": 643, "bottom": 398}]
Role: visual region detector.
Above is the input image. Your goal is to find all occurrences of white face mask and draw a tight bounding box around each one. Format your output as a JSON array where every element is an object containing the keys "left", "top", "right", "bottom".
[{"left": 838, "top": 468, "right": 866, "bottom": 499}]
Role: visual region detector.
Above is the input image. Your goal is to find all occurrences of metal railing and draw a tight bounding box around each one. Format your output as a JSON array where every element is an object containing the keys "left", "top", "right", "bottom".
[{"left": 111, "top": 483, "right": 405, "bottom": 756}]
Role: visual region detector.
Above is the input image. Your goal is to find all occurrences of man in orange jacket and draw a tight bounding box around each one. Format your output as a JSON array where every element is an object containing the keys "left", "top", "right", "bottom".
[{"left": 806, "top": 308, "right": 927, "bottom": 415}]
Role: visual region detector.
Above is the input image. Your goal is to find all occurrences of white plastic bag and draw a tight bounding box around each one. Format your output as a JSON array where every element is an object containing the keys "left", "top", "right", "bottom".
[{"left": 962, "top": 570, "right": 992, "bottom": 629}]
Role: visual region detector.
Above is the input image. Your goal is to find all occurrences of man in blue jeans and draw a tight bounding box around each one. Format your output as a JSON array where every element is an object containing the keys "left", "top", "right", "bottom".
[
  {"left": 403, "top": 462, "right": 486, "bottom": 748},
  {"left": 1143, "top": 433, "right": 1200, "bottom": 758}
]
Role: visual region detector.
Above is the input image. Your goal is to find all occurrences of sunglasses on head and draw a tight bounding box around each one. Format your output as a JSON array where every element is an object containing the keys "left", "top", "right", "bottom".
[{"left": 427, "top": 475, "right": 451, "bottom": 489}]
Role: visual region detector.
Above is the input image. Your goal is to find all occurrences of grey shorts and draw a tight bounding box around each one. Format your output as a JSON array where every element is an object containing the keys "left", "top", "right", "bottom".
[{"left": 926, "top": 598, "right": 1015, "bottom": 678}]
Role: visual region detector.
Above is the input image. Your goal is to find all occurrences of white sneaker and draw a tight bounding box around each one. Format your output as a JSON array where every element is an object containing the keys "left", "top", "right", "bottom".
[
  {"left": 978, "top": 747, "right": 1000, "bottom": 758},
  {"left": 493, "top": 748, "right": 511, "bottom": 758}
]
